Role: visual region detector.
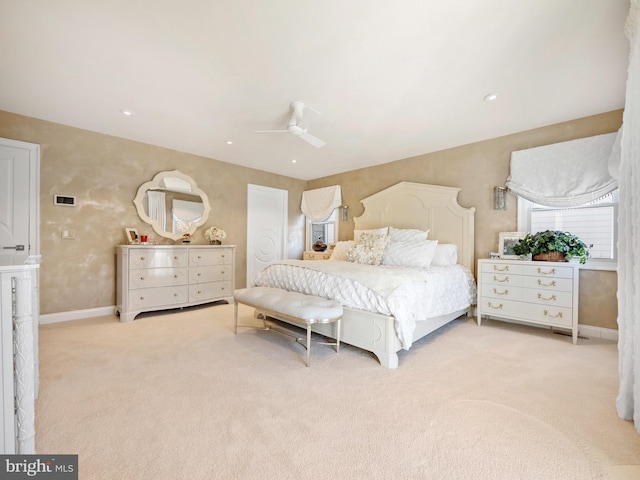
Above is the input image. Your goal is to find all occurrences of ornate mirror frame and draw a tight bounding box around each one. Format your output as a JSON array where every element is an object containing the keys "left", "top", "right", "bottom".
[{"left": 133, "top": 170, "right": 211, "bottom": 241}]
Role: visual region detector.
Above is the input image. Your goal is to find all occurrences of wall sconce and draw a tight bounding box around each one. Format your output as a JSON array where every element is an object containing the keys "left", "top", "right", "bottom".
[
  {"left": 494, "top": 187, "right": 507, "bottom": 210},
  {"left": 341, "top": 205, "right": 349, "bottom": 221}
]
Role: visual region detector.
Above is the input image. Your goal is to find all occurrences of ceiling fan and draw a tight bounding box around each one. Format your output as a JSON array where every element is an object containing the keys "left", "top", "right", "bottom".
[{"left": 255, "top": 101, "right": 326, "bottom": 148}]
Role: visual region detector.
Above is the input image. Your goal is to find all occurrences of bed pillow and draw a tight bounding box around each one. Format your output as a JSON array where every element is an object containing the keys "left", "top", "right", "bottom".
[
  {"left": 329, "top": 241, "right": 355, "bottom": 261},
  {"left": 381, "top": 240, "right": 438, "bottom": 268},
  {"left": 431, "top": 244, "right": 458, "bottom": 266},
  {"left": 347, "top": 233, "right": 389, "bottom": 265},
  {"left": 353, "top": 227, "right": 388, "bottom": 242},
  {"left": 388, "top": 227, "right": 430, "bottom": 242}
]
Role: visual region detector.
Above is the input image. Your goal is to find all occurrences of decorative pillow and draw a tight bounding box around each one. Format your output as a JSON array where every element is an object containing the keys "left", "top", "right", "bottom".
[
  {"left": 347, "top": 233, "right": 389, "bottom": 265},
  {"left": 329, "top": 241, "right": 355, "bottom": 261},
  {"left": 353, "top": 227, "right": 388, "bottom": 242},
  {"left": 381, "top": 240, "right": 438, "bottom": 268},
  {"left": 388, "top": 227, "right": 430, "bottom": 242},
  {"left": 431, "top": 244, "right": 458, "bottom": 266}
]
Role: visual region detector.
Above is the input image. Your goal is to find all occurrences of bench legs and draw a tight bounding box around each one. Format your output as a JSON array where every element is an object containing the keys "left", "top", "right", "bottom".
[{"left": 235, "top": 301, "right": 341, "bottom": 367}]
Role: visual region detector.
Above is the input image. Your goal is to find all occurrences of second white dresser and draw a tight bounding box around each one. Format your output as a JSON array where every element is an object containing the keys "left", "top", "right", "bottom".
[
  {"left": 116, "top": 245, "right": 235, "bottom": 322},
  {"left": 476, "top": 259, "right": 579, "bottom": 344}
]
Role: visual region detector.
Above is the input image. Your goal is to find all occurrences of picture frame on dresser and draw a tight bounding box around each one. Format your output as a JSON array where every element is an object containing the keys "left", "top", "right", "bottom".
[
  {"left": 498, "top": 231, "right": 526, "bottom": 259},
  {"left": 125, "top": 228, "right": 139, "bottom": 244}
]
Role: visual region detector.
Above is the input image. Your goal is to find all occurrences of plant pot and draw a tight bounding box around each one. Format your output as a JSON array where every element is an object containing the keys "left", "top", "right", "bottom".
[
  {"left": 532, "top": 252, "right": 566, "bottom": 262},
  {"left": 209, "top": 240, "right": 222, "bottom": 245}
]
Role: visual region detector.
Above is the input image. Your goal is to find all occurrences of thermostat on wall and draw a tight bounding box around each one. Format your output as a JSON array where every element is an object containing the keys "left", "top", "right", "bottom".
[{"left": 54, "top": 194, "right": 76, "bottom": 207}]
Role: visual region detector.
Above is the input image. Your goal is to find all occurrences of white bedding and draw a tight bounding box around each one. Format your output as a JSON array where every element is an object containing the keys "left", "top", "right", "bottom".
[{"left": 254, "top": 260, "right": 476, "bottom": 349}]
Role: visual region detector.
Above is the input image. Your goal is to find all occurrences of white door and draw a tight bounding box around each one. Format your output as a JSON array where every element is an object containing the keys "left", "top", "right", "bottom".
[
  {"left": 0, "top": 138, "right": 39, "bottom": 266},
  {"left": 246, "top": 184, "right": 288, "bottom": 287}
]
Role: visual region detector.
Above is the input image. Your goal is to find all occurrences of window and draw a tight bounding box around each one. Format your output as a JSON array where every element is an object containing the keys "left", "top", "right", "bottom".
[
  {"left": 517, "top": 191, "right": 617, "bottom": 270},
  {"left": 307, "top": 210, "right": 338, "bottom": 250}
]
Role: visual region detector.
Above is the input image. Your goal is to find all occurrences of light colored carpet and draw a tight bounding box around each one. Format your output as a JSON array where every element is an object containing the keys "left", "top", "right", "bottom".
[{"left": 36, "top": 303, "right": 640, "bottom": 479}]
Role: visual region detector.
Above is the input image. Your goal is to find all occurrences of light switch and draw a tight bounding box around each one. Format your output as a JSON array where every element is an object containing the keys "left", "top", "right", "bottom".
[{"left": 61, "top": 229, "right": 75, "bottom": 239}]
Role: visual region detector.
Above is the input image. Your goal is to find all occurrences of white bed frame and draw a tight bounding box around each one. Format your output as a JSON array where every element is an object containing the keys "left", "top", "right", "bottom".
[{"left": 309, "top": 182, "right": 475, "bottom": 368}]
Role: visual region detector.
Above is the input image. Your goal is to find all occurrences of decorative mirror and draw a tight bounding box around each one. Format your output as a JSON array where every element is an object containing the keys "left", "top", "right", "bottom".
[{"left": 133, "top": 170, "right": 211, "bottom": 241}]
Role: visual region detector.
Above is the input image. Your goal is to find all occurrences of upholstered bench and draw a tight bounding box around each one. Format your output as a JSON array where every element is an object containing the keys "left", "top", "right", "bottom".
[{"left": 233, "top": 287, "right": 343, "bottom": 367}]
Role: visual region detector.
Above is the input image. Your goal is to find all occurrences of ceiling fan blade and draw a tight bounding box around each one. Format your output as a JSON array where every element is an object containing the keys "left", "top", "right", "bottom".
[
  {"left": 297, "top": 106, "right": 321, "bottom": 130},
  {"left": 254, "top": 129, "right": 289, "bottom": 134},
  {"left": 300, "top": 132, "right": 326, "bottom": 148}
]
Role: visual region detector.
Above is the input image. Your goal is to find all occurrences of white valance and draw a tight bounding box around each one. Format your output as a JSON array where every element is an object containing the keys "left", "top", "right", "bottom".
[
  {"left": 301, "top": 185, "right": 342, "bottom": 221},
  {"left": 505, "top": 132, "right": 619, "bottom": 207}
]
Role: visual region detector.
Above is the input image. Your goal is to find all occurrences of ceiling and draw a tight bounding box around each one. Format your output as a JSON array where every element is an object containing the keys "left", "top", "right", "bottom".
[{"left": 0, "top": 1, "right": 630, "bottom": 181}]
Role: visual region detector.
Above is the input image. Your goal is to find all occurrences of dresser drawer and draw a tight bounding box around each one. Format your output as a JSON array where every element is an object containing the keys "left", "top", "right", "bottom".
[
  {"left": 128, "top": 286, "right": 187, "bottom": 309},
  {"left": 304, "top": 251, "right": 332, "bottom": 260},
  {"left": 521, "top": 276, "right": 573, "bottom": 292},
  {"left": 189, "top": 281, "right": 232, "bottom": 302},
  {"left": 522, "top": 289, "right": 573, "bottom": 308},
  {"left": 479, "top": 298, "right": 573, "bottom": 328},
  {"left": 129, "top": 267, "right": 187, "bottom": 288},
  {"left": 481, "top": 285, "right": 523, "bottom": 302},
  {"left": 189, "top": 249, "right": 233, "bottom": 266},
  {"left": 481, "top": 262, "right": 524, "bottom": 275},
  {"left": 522, "top": 264, "right": 574, "bottom": 279},
  {"left": 130, "top": 249, "right": 187, "bottom": 269},
  {"left": 189, "top": 265, "right": 233, "bottom": 284},
  {"left": 481, "top": 272, "right": 524, "bottom": 287}
]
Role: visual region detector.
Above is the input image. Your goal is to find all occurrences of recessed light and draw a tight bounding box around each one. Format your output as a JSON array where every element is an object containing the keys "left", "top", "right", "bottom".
[
  {"left": 120, "top": 109, "right": 134, "bottom": 116},
  {"left": 484, "top": 92, "right": 499, "bottom": 102},
  {"left": 291, "top": 159, "right": 297, "bottom": 164},
  {"left": 225, "top": 140, "right": 233, "bottom": 145}
]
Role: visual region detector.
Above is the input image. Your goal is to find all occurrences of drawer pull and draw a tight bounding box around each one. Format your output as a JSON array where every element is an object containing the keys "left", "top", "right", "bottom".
[
  {"left": 174, "top": 275, "right": 178, "bottom": 278},
  {"left": 140, "top": 256, "right": 145, "bottom": 261},
  {"left": 493, "top": 275, "right": 509, "bottom": 283},
  {"left": 221, "top": 270, "right": 225, "bottom": 275},
  {"left": 537, "top": 267, "right": 556, "bottom": 275},
  {"left": 221, "top": 287, "right": 225, "bottom": 290},
  {"left": 197, "top": 272, "right": 202, "bottom": 276},
  {"left": 487, "top": 302, "right": 503, "bottom": 310},
  {"left": 543, "top": 310, "right": 563, "bottom": 319},
  {"left": 493, "top": 265, "right": 509, "bottom": 272},
  {"left": 538, "top": 293, "right": 556, "bottom": 301},
  {"left": 139, "top": 296, "right": 144, "bottom": 300},
  {"left": 538, "top": 279, "right": 556, "bottom": 287},
  {"left": 174, "top": 256, "right": 179, "bottom": 260},
  {"left": 197, "top": 290, "right": 202, "bottom": 294},
  {"left": 493, "top": 288, "right": 509, "bottom": 295},
  {"left": 222, "top": 254, "right": 226, "bottom": 258},
  {"left": 174, "top": 293, "right": 178, "bottom": 297},
  {"left": 198, "top": 255, "right": 202, "bottom": 259},
  {"left": 140, "top": 276, "right": 145, "bottom": 281}
]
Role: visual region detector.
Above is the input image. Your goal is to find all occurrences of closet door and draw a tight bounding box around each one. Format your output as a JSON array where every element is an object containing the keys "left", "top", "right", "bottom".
[
  {"left": 246, "top": 184, "right": 288, "bottom": 287},
  {"left": 0, "top": 138, "right": 39, "bottom": 266}
]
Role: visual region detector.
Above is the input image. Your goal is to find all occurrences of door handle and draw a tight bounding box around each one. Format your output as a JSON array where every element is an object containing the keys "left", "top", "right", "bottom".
[{"left": 3, "top": 245, "right": 25, "bottom": 251}]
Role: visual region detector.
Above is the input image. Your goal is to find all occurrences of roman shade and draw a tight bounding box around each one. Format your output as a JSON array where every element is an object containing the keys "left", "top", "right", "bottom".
[
  {"left": 301, "top": 185, "right": 342, "bottom": 221},
  {"left": 505, "top": 132, "right": 619, "bottom": 207}
]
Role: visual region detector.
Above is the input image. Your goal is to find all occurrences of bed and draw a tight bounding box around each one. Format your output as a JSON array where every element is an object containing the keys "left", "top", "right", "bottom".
[{"left": 254, "top": 181, "right": 476, "bottom": 368}]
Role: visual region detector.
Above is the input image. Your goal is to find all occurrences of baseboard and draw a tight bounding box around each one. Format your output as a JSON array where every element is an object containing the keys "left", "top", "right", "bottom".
[
  {"left": 40, "top": 306, "right": 116, "bottom": 324},
  {"left": 578, "top": 324, "right": 618, "bottom": 342}
]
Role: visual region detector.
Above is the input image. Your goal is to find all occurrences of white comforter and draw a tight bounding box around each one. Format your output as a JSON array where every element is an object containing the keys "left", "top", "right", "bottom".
[{"left": 254, "top": 260, "right": 476, "bottom": 349}]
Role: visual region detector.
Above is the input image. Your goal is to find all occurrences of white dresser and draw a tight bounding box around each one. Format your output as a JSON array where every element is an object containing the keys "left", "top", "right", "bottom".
[
  {"left": 116, "top": 245, "right": 235, "bottom": 322},
  {"left": 477, "top": 259, "right": 579, "bottom": 344}
]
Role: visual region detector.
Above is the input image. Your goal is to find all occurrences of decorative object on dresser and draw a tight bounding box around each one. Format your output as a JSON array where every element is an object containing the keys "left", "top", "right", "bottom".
[
  {"left": 115, "top": 245, "right": 235, "bottom": 322},
  {"left": 125, "top": 228, "right": 139, "bottom": 244},
  {"left": 511, "top": 230, "right": 591, "bottom": 264},
  {"left": 312, "top": 237, "right": 327, "bottom": 252},
  {"left": 498, "top": 232, "right": 527, "bottom": 259},
  {"left": 204, "top": 226, "right": 226, "bottom": 245},
  {"left": 133, "top": 170, "right": 211, "bottom": 241},
  {"left": 477, "top": 259, "right": 579, "bottom": 344}
]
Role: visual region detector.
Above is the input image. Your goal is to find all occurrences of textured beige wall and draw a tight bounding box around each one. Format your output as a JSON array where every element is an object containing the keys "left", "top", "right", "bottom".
[
  {"left": 307, "top": 110, "right": 622, "bottom": 329},
  {"left": 0, "top": 109, "right": 621, "bottom": 329},
  {"left": 0, "top": 111, "right": 306, "bottom": 315}
]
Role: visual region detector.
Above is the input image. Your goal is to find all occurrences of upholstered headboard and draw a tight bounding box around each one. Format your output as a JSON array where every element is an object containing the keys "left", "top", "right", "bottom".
[{"left": 353, "top": 182, "right": 476, "bottom": 273}]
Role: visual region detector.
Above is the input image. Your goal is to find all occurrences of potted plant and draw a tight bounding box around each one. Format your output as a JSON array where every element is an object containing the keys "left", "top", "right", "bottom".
[{"left": 511, "top": 230, "right": 591, "bottom": 264}]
